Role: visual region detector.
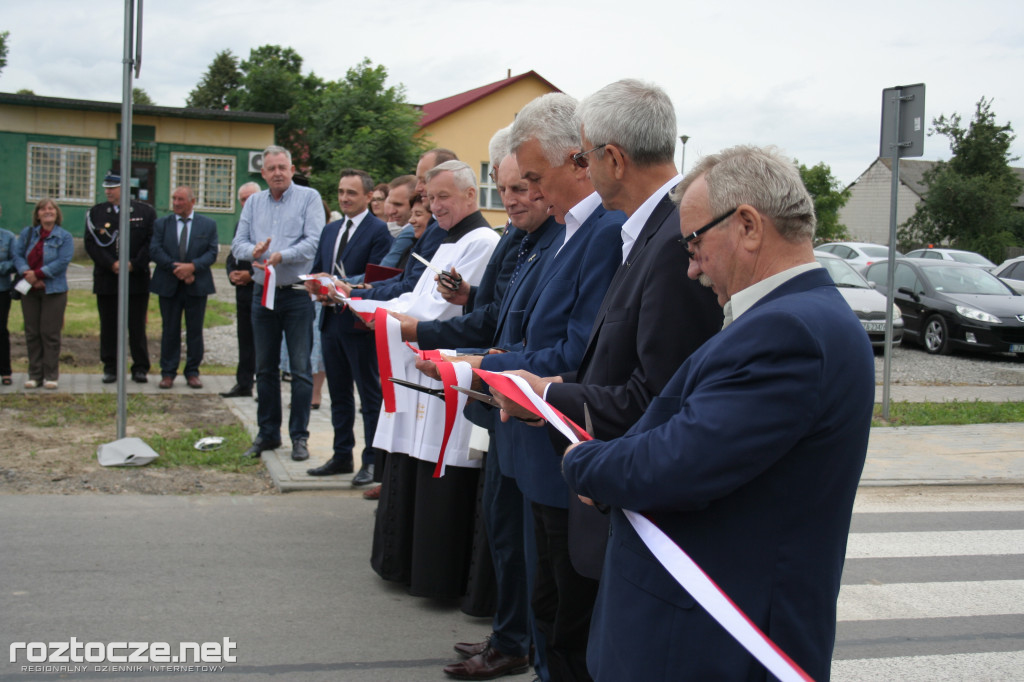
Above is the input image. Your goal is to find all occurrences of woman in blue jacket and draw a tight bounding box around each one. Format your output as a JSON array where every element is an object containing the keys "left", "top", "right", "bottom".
[
  {"left": 13, "top": 198, "right": 74, "bottom": 389},
  {"left": 0, "top": 202, "right": 16, "bottom": 385}
]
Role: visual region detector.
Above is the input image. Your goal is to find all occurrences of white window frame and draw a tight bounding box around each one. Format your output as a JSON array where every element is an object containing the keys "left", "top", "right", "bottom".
[
  {"left": 478, "top": 161, "right": 502, "bottom": 210},
  {"left": 26, "top": 143, "right": 97, "bottom": 205},
  {"left": 170, "top": 152, "right": 236, "bottom": 213}
]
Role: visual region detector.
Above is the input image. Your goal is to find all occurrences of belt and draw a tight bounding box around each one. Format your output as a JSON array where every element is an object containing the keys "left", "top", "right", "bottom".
[{"left": 275, "top": 283, "right": 304, "bottom": 291}]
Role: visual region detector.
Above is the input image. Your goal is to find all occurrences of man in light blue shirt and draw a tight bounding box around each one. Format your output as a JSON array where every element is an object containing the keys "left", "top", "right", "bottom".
[{"left": 232, "top": 144, "right": 325, "bottom": 462}]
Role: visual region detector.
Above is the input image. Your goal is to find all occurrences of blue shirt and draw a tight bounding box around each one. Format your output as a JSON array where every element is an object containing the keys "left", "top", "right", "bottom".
[
  {"left": 13, "top": 225, "right": 74, "bottom": 294},
  {"left": 231, "top": 183, "right": 325, "bottom": 286}
]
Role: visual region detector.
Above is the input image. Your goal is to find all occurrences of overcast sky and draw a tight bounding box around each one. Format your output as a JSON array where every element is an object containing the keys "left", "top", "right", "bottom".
[{"left": 3, "top": 0, "right": 1023, "bottom": 185}]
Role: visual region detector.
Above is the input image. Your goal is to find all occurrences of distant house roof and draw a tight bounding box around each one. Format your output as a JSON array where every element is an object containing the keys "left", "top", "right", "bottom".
[
  {"left": 0, "top": 92, "right": 288, "bottom": 125},
  {"left": 416, "top": 70, "right": 561, "bottom": 127},
  {"left": 876, "top": 157, "right": 1024, "bottom": 208}
]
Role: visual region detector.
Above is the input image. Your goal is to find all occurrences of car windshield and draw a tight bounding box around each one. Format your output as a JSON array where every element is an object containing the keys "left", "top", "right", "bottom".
[
  {"left": 948, "top": 252, "right": 995, "bottom": 266},
  {"left": 817, "top": 257, "right": 870, "bottom": 288},
  {"left": 921, "top": 265, "right": 1013, "bottom": 295}
]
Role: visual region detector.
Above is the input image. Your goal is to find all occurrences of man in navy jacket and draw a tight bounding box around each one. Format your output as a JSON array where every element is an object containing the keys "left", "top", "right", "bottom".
[
  {"left": 305, "top": 169, "right": 393, "bottom": 481},
  {"left": 562, "top": 145, "right": 874, "bottom": 681},
  {"left": 150, "top": 186, "right": 218, "bottom": 389}
]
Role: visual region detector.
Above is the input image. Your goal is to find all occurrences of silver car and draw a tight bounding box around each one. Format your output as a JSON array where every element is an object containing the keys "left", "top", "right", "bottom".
[{"left": 816, "top": 253, "right": 903, "bottom": 348}]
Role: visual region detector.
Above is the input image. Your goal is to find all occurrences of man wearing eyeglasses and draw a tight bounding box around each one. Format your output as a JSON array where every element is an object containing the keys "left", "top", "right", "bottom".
[{"left": 560, "top": 145, "right": 874, "bottom": 681}]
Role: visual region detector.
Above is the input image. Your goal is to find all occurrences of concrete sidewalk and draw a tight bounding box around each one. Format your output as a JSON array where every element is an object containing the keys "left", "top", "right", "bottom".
[{"left": 3, "top": 373, "right": 1023, "bottom": 490}]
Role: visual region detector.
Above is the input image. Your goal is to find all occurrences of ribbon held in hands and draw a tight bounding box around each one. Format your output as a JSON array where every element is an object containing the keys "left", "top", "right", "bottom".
[
  {"left": 471, "top": 369, "right": 591, "bottom": 443},
  {"left": 260, "top": 264, "right": 276, "bottom": 309}
]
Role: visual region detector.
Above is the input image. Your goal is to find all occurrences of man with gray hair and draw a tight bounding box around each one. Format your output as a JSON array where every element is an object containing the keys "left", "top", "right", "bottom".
[
  {"left": 232, "top": 145, "right": 325, "bottom": 462},
  {"left": 561, "top": 145, "right": 874, "bottom": 681},
  {"left": 220, "top": 181, "right": 261, "bottom": 398}
]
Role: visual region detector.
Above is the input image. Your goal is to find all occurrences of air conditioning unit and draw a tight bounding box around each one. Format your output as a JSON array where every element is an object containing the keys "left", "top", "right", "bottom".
[{"left": 247, "top": 151, "right": 264, "bottom": 174}]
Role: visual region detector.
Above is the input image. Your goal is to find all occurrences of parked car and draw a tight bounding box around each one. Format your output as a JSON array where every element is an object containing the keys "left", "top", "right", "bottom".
[
  {"left": 816, "top": 252, "right": 903, "bottom": 348},
  {"left": 863, "top": 259, "right": 1024, "bottom": 355},
  {"left": 993, "top": 255, "right": 1024, "bottom": 295},
  {"left": 904, "top": 247, "right": 997, "bottom": 271},
  {"left": 815, "top": 242, "right": 902, "bottom": 270}
]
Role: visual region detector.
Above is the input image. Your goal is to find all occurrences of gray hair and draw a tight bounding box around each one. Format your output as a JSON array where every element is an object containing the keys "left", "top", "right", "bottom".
[
  {"left": 488, "top": 125, "right": 513, "bottom": 169},
  {"left": 237, "top": 181, "right": 260, "bottom": 200},
  {"left": 577, "top": 79, "right": 676, "bottom": 166},
  {"left": 426, "top": 160, "right": 477, "bottom": 192},
  {"left": 673, "top": 145, "right": 816, "bottom": 242},
  {"left": 262, "top": 144, "right": 292, "bottom": 164},
  {"left": 509, "top": 93, "right": 581, "bottom": 166}
]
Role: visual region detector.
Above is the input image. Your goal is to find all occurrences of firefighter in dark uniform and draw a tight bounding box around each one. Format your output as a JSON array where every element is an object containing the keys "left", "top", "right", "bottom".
[{"left": 84, "top": 171, "right": 156, "bottom": 383}]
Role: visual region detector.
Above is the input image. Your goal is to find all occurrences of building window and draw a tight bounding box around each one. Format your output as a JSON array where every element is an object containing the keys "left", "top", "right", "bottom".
[
  {"left": 479, "top": 162, "right": 502, "bottom": 210},
  {"left": 171, "top": 153, "right": 236, "bottom": 213},
  {"left": 26, "top": 143, "right": 97, "bottom": 205}
]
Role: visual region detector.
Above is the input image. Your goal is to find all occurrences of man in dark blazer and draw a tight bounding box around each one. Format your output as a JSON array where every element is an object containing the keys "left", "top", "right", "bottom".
[
  {"left": 562, "top": 145, "right": 875, "bottom": 681},
  {"left": 150, "top": 185, "right": 218, "bottom": 389},
  {"left": 84, "top": 171, "right": 156, "bottom": 384},
  {"left": 220, "top": 181, "right": 261, "bottom": 398},
  {"left": 505, "top": 81, "right": 722, "bottom": 585},
  {"left": 305, "top": 169, "right": 393, "bottom": 482}
]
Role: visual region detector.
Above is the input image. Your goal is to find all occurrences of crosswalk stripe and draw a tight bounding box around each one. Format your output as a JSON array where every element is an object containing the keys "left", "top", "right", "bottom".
[
  {"left": 846, "top": 530, "right": 1024, "bottom": 558},
  {"left": 832, "top": 650, "right": 1024, "bottom": 681},
  {"left": 837, "top": 580, "right": 1024, "bottom": 621}
]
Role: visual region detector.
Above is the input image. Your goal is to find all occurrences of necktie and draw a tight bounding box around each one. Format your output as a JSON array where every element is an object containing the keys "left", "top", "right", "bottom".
[
  {"left": 335, "top": 219, "right": 354, "bottom": 270},
  {"left": 507, "top": 234, "right": 536, "bottom": 291},
  {"left": 178, "top": 217, "right": 190, "bottom": 261}
]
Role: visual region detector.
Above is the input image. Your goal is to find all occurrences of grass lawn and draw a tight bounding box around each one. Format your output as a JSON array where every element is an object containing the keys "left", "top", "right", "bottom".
[{"left": 873, "top": 401, "right": 1024, "bottom": 426}]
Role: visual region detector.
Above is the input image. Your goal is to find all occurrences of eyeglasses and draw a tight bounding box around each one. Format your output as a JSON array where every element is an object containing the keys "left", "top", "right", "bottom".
[
  {"left": 571, "top": 144, "right": 608, "bottom": 169},
  {"left": 682, "top": 208, "right": 736, "bottom": 259}
]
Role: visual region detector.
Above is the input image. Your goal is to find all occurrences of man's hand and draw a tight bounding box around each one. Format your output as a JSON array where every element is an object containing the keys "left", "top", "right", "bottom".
[
  {"left": 506, "top": 369, "right": 560, "bottom": 398},
  {"left": 252, "top": 238, "right": 271, "bottom": 261},
  {"left": 491, "top": 386, "right": 545, "bottom": 425},
  {"left": 390, "top": 311, "right": 419, "bottom": 342},
  {"left": 437, "top": 267, "right": 470, "bottom": 305},
  {"left": 111, "top": 261, "right": 119, "bottom": 274},
  {"left": 172, "top": 262, "right": 196, "bottom": 280},
  {"left": 229, "top": 270, "right": 252, "bottom": 286},
  {"left": 415, "top": 358, "right": 441, "bottom": 381}
]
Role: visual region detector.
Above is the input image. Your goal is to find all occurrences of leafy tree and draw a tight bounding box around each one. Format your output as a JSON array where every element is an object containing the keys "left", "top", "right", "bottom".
[
  {"left": 900, "top": 97, "right": 1024, "bottom": 262},
  {"left": 299, "top": 59, "right": 425, "bottom": 200},
  {"left": 186, "top": 49, "right": 241, "bottom": 109},
  {"left": 132, "top": 87, "right": 154, "bottom": 106},
  {"left": 0, "top": 31, "right": 9, "bottom": 77},
  {"left": 798, "top": 161, "right": 851, "bottom": 244},
  {"left": 16, "top": 88, "right": 33, "bottom": 95}
]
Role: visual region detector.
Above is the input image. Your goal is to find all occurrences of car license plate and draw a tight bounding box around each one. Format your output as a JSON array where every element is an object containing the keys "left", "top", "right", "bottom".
[
  {"left": 1011, "top": 344, "right": 1024, "bottom": 353},
  {"left": 863, "top": 321, "right": 886, "bottom": 332}
]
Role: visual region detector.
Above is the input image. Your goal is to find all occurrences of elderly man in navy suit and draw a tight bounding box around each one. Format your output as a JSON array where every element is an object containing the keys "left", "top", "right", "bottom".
[
  {"left": 305, "top": 169, "right": 393, "bottom": 482},
  {"left": 561, "top": 145, "right": 875, "bottom": 681},
  {"left": 150, "top": 185, "right": 219, "bottom": 389}
]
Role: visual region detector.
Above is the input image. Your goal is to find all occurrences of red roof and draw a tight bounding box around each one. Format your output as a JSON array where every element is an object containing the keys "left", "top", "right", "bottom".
[{"left": 417, "top": 70, "right": 560, "bottom": 127}]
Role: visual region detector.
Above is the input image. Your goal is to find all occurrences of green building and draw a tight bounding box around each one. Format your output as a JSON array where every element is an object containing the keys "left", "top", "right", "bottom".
[{"left": 0, "top": 92, "right": 285, "bottom": 243}]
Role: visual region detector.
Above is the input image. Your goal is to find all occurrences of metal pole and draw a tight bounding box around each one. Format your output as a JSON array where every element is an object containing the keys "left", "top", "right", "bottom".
[
  {"left": 116, "top": 0, "right": 136, "bottom": 438},
  {"left": 680, "top": 135, "right": 690, "bottom": 174},
  {"left": 881, "top": 91, "right": 902, "bottom": 421}
]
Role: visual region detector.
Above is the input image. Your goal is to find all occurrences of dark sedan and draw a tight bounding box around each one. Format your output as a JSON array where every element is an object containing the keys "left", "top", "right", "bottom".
[{"left": 863, "top": 259, "right": 1024, "bottom": 356}]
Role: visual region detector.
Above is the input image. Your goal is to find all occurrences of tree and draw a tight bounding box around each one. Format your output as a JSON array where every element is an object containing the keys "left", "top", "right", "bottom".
[
  {"left": 132, "top": 87, "right": 154, "bottom": 106},
  {"left": 186, "top": 49, "right": 241, "bottom": 109},
  {"left": 299, "top": 59, "right": 426, "bottom": 200},
  {"left": 899, "top": 97, "right": 1024, "bottom": 262},
  {"left": 0, "top": 31, "right": 9, "bottom": 78},
  {"left": 798, "top": 161, "right": 851, "bottom": 244}
]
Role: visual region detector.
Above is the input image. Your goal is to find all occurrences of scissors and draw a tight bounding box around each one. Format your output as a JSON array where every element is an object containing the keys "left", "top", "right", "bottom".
[
  {"left": 450, "top": 385, "right": 500, "bottom": 407},
  {"left": 411, "top": 252, "right": 463, "bottom": 291},
  {"left": 388, "top": 377, "right": 445, "bottom": 400}
]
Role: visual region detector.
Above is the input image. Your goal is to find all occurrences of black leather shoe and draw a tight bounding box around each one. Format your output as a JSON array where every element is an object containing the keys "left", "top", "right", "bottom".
[
  {"left": 219, "top": 384, "right": 253, "bottom": 398},
  {"left": 351, "top": 464, "right": 374, "bottom": 487},
  {"left": 131, "top": 372, "right": 148, "bottom": 384},
  {"left": 442, "top": 646, "right": 529, "bottom": 680},
  {"left": 243, "top": 437, "right": 282, "bottom": 458},
  {"left": 291, "top": 439, "right": 310, "bottom": 461},
  {"left": 306, "top": 459, "right": 354, "bottom": 476},
  {"left": 454, "top": 636, "right": 492, "bottom": 659},
  {"left": 102, "top": 373, "right": 117, "bottom": 384}
]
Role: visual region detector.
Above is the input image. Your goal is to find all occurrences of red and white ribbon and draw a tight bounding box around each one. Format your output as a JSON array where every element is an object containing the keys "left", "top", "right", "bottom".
[{"left": 260, "top": 264, "right": 276, "bottom": 309}]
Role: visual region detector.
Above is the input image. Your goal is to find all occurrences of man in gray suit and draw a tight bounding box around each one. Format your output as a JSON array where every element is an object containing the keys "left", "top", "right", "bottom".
[{"left": 150, "top": 185, "right": 219, "bottom": 389}]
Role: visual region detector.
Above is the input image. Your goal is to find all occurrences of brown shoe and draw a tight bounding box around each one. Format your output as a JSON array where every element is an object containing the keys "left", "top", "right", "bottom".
[
  {"left": 442, "top": 646, "right": 529, "bottom": 680},
  {"left": 186, "top": 376, "right": 203, "bottom": 389},
  {"left": 159, "top": 376, "right": 174, "bottom": 389},
  {"left": 362, "top": 484, "right": 382, "bottom": 501}
]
